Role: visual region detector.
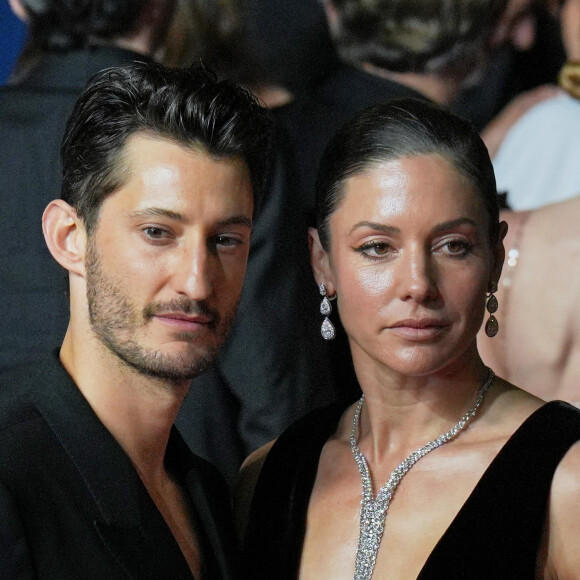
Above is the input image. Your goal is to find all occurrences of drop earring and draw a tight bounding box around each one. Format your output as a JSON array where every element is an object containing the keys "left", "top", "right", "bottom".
[
  {"left": 485, "top": 281, "right": 499, "bottom": 337},
  {"left": 319, "top": 283, "right": 336, "bottom": 340}
]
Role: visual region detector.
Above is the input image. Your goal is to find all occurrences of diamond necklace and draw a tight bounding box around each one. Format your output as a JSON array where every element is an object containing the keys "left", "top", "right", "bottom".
[{"left": 350, "top": 368, "right": 495, "bottom": 580}]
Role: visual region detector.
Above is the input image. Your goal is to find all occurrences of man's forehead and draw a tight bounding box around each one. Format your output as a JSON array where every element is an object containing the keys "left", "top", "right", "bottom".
[{"left": 96, "top": 133, "right": 253, "bottom": 221}]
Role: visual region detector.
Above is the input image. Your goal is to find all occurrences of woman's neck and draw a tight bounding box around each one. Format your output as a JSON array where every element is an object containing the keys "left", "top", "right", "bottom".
[{"left": 350, "top": 351, "right": 490, "bottom": 462}]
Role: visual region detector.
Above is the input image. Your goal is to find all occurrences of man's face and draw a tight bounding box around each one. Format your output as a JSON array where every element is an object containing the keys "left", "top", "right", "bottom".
[{"left": 84, "top": 134, "right": 253, "bottom": 381}]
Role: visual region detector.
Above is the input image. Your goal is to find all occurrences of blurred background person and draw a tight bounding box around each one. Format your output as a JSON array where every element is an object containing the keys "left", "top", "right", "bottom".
[
  {"left": 492, "top": 0, "right": 580, "bottom": 209},
  {"left": 0, "top": 0, "right": 177, "bottom": 371},
  {"left": 277, "top": 0, "right": 557, "bottom": 220},
  {"left": 478, "top": 195, "right": 580, "bottom": 405},
  {"left": 241, "top": 0, "right": 339, "bottom": 107},
  {"left": 454, "top": 0, "right": 565, "bottom": 130},
  {"left": 477, "top": 0, "right": 580, "bottom": 405}
]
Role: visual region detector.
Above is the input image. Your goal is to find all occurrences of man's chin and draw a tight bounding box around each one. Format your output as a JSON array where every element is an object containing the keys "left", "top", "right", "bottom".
[
  {"left": 114, "top": 343, "right": 219, "bottom": 382},
  {"left": 132, "top": 356, "right": 214, "bottom": 381}
]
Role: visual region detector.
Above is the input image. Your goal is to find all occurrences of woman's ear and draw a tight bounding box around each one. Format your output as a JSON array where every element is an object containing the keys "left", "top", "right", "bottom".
[
  {"left": 42, "top": 200, "right": 87, "bottom": 277},
  {"left": 308, "top": 227, "right": 336, "bottom": 295},
  {"left": 491, "top": 220, "right": 508, "bottom": 286}
]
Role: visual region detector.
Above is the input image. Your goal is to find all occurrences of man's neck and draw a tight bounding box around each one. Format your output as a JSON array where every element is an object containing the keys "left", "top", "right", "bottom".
[{"left": 59, "top": 327, "right": 189, "bottom": 486}]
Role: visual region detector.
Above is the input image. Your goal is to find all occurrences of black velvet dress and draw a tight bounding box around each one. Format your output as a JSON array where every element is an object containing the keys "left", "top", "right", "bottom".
[{"left": 245, "top": 401, "right": 580, "bottom": 579}]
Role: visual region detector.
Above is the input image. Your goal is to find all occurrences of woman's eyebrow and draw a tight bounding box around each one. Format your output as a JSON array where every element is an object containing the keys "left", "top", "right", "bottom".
[
  {"left": 431, "top": 218, "right": 478, "bottom": 233},
  {"left": 349, "top": 221, "right": 400, "bottom": 235}
]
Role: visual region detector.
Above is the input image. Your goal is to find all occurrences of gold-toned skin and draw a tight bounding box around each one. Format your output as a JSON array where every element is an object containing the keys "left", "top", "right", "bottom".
[
  {"left": 478, "top": 196, "right": 580, "bottom": 407},
  {"left": 238, "top": 155, "right": 580, "bottom": 579}
]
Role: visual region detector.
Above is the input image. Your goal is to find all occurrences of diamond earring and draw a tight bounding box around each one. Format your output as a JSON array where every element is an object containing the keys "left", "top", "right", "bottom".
[{"left": 319, "top": 283, "right": 336, "bottom": 340}]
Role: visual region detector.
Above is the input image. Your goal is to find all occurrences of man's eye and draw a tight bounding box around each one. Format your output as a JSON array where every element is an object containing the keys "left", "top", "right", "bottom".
[
  {"left": 143, "top": 226, "right": 165, "bottom": 238},
  {"left": 218, "top": 235, "right": 244, "bottom": 247},
  {"left": 143, "top": 226, "right": 169, "bottom": 239}
]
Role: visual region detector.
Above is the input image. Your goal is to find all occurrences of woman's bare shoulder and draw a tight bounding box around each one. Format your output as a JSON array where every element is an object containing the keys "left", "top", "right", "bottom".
[
  {"left": 487, "top": 378, "right": 545, "bottom": 419},
  {"left": 545, "top": 439, "right": 580, "bottom": 578}
]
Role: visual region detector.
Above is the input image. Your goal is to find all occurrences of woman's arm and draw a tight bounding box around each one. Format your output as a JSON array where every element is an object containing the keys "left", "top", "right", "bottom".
[{"left": 544, "top": 441, "right": 580, "bottom": 578}]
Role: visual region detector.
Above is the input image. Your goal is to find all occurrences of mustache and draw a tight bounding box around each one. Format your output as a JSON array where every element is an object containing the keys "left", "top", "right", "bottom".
[{"left": 143, "top": 298, "right": 221, "bottom": 327}]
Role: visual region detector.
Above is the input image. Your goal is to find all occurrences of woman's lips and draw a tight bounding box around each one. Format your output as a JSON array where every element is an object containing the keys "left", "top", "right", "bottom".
[{"left": 388, "top": 319, "right": 450, "bottom": 340}]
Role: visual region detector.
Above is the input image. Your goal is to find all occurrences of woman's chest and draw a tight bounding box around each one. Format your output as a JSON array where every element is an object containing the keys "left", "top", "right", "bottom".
[{"left": 298, "top": 445, "right": 500, "bottom": 580}]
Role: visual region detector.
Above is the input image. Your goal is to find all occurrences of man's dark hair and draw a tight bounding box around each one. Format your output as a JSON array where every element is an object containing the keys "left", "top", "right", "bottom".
[
  {"left": 61, "top": 59, "right": 272, "bottom": 233},
  {"left": 316, "top": 97, "right": 499, "bottom": 250}
]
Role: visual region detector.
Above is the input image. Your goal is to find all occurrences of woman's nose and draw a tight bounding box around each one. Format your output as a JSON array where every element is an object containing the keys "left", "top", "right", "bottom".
[{"left": 396, "top": 248, "right": 438, "bottom": 303}]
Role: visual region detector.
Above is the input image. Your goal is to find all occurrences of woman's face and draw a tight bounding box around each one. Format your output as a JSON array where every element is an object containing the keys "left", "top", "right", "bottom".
[{"left": 312, "top": 154, "right": 504, "bottom": 378}]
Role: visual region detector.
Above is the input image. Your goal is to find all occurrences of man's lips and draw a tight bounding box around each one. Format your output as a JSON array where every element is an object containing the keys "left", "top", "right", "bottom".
[{"left": 153, "top": 312, "right": 214, "bottom": 330}]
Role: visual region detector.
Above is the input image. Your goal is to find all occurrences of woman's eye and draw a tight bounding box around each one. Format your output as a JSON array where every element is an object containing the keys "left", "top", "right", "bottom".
[
  {"left": 440, "top": 239, "right": 471, "bottom": 256},
  {"left": 358, "top": 241, "right": 391, "bottom": 258}
]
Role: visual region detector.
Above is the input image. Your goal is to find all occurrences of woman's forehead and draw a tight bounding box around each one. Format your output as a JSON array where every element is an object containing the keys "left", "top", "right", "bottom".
[{"left": 336, "top": 154, "right": 485, "bottom": 219}]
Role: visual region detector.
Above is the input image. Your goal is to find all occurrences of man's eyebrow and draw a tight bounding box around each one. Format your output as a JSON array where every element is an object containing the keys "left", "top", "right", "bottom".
[
  {"left": 217, "top": 215, "right": 253, "bottom": 229},
  {"left": 431, "top": 218, "right": 478, "bottom": 233},
  {"left": 350, "top": 221, "right": 400, "bottom": 235},
  {"left": 127, "top": 207, "right": 185, "bottom": 221},
  {"left": 126, "top": 208, "right": 252, "bottom": 228}
]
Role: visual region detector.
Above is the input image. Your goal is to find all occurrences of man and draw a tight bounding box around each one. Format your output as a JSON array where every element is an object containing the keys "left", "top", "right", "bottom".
[
  {"left": 0, "top": 60, "right": 271, "bottom": 579},
  {"left": 0, "top": 0, "right": 177, "bottom": 370}
]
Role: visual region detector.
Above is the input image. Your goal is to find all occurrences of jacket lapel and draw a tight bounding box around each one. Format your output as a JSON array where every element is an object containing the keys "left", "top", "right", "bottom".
[
  {"left": 30, "top": 354, "right": 194, "bottom": 579},
  {"left": 165, "top": 427, "right": 239, "bottom": 580}
]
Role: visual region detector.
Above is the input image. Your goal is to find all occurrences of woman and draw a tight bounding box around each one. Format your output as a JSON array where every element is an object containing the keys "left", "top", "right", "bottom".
[{"left": 236, "top": 98, "right": 580, "bottom": 579}]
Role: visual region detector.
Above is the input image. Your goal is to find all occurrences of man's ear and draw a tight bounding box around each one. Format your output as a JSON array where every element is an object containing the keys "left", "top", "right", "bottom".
[
  {"left": 491, "top": 220, "right": 508, "bottom": 287},
  {"left": 42, "top": 200, "right": 87, "bottom": 277},
  {"left": 308, "top": 227, "right": 336, "bottom": 295}
]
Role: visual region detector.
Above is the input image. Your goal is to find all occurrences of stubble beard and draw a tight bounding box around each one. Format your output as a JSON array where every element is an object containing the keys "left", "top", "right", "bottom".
[{"left": 85, "top": 240, "right": 237, "bottom": 382}]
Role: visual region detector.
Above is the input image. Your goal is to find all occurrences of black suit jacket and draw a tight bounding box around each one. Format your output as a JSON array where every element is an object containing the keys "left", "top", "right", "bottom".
[
  {"left": 0, "top": 47, "right": 150, "bottom": 370},
  {"left": 0, "top": 353, "right": 239, "bottom": 579}
]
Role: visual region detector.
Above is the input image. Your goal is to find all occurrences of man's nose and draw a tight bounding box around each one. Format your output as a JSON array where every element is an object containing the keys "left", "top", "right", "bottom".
[{"left": 173, "top": 242, "right": 214, "bottom": 301}]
